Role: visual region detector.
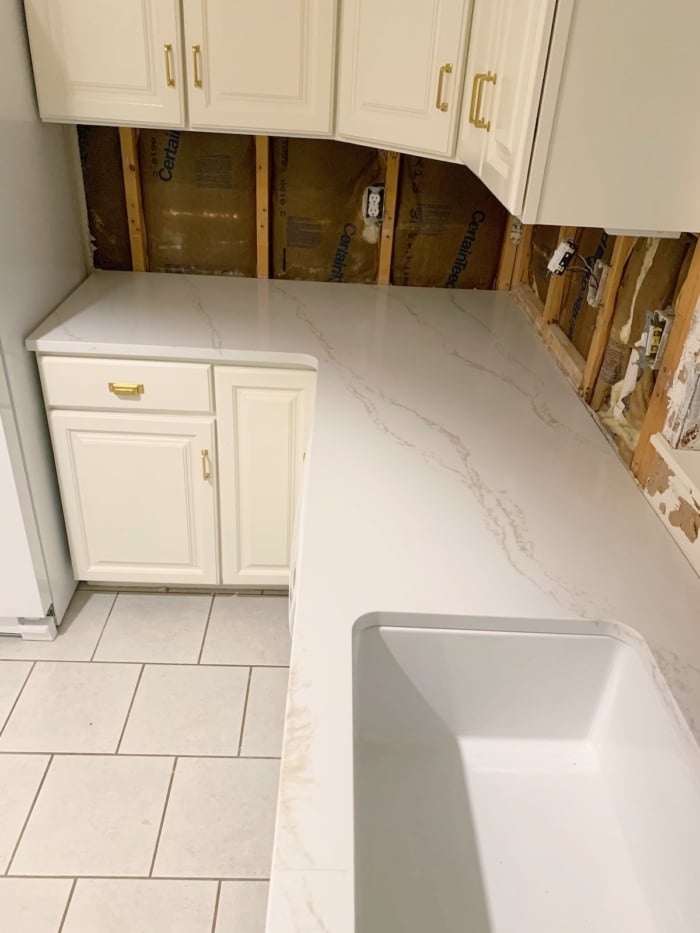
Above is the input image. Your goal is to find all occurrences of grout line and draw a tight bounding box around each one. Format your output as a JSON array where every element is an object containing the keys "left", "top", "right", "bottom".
[
  {"left": 197, "top": 595, "right": 216, "bottom": 664},
  {"left": 89, "top": 592, "right": 119, "bottom": 662},
  {"left": 57, "top": 878, "right": 77, "bottom": 933},
  {"left": 0, "top": 661, "right": 35, "bottom": 738},
  {"left": 0, "top": 658, "right": 290, "bottom": 669},
  {"left": 0, "top": 751, "right": 282, "bottom": 760},
  {"left": 7, "top": 874, "right": 271, "bottom": 881},
  {"left": 237, "top": 668, "right": 253, "bottom": 756},
  {"left": 5, "top": 753, "right": 53, "bottom": 875},
  {"left": 210, "top": 879, "right": 222, "bottom": 933},
  {"left": 148, "top": 757, "right": 178, "bottom": 877},
  {"left": 115, "top": 664, "right": 145, "bottom": 753}
]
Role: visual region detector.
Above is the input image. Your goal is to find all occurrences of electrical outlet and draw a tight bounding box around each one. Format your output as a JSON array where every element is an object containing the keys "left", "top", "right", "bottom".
[
  {"left": 364, "top": 185, "right": 385, "bottom": 222},
  {"left": 547, "top": 239, "right": 577, "bottom": 275},
  {"left": 587, "top": 260, "right": 609, "bottom": 308}
]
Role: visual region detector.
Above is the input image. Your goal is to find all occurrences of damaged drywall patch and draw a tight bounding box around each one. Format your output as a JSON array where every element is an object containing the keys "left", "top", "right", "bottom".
[
  {"left": 666, "top": 296, "right": 700, "bottom": 445},
  {"left": 669, "top": 497, "right": 700, "bottom": 543},
  {"left": 646, "top": 455, "right": 674, "bottom": 497}
]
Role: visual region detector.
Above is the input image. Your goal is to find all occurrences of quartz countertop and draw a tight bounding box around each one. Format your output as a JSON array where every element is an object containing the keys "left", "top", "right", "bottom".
[{"left": 28, "top": 271, "right": 700, "bottom": 930}]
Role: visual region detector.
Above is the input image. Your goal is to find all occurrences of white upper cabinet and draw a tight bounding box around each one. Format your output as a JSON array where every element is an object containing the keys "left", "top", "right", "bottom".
[
  {"left": 459, "top": 0, "right": 556, "bottom": 215},
  {"left": 183, "top": 0, "right": 337, "bottom": 134},
  {"left": 336, "top": 0, "right": 471, "bottom": 158},
  {"left": 24, "top": 0, "right": 184, "bottom": 126}
]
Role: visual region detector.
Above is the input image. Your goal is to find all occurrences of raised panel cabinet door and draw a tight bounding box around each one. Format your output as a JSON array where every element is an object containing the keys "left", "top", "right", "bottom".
[
  {"left": 215, "top": 367, "right": 315, "bottom": 587},
  {"left": 183, "top": 0, "right": 337, "bottom": 134},
  {"left": 461, "top": 0, "right": 556, "bottom": 215},
  {"left": 457, "top": 0, "right": 498, "bottom": 177},
  {"left": 49, "top": 411, "right": 218, "bottom": 584},
  {"left": 336, "top": 0, "right": 471, "bottom": 157},
  {"left": 23, "top": 0, "right": 184, "bottom": 126}
]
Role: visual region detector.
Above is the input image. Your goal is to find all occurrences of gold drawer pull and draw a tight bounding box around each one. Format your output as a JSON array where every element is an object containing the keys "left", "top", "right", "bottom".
[
  {"left": 201, "top": 449, "right": 211, "bottom": 481},
  {"left": 164, "top": 43, "right": 175, "bottom": 87},
  {"left": 436, "top": 63, "right": 453, "bottom": 112},
  {"left": 108, "top": 382, "right": 144, "bottom": 396},
  {"left": 192, "top": 44, "right": 203, "bottom": 88}
]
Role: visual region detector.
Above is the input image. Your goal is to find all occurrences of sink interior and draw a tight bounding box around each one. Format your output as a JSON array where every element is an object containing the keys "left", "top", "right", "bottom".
[{"left": 352, "top": 618, "right": 700, "bottom": 933}]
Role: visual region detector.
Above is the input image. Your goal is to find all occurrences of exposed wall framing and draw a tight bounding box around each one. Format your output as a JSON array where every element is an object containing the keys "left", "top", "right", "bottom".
[
  {"left": 118, "top": 127, "right": 148, "bottom": 272},
  {"left": 255, "top": 136, "right": 270, "bottom": 278},
  {"left": 512, "top": 219, "right": 699, "bottom": 499},
  {"left": 81, "top": 126, "right": 506, "bottom": 288}
]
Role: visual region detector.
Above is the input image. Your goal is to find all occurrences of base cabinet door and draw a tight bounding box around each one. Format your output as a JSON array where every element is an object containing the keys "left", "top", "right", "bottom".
[
  {"left": 215, "top": 367, "right": 315, "bottom": 587},
  {"left": 183, "top": 0, "right": 337, "bottom": 134},
  {"left": 23, "top": 0, "right": 184, "bottom": 126},
  {"left": 49, "top": 411, "right": 218, "bottom": 584}
]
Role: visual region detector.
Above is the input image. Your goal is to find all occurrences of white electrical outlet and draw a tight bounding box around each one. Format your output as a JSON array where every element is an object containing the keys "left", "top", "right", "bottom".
[
  {"left": 547, "top": 239, "right": 577, "bottom": 275},
  {"left": 587, "top": 260, "right": 609, "bottom": 308},
  {"left": 363, "top": 185, "right": 385, "bottom": 222}
]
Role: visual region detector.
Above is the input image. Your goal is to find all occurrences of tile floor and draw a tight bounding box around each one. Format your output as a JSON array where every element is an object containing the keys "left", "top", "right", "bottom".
[{"left": 0, "top": 591, "right": 291, "bottom": 932}]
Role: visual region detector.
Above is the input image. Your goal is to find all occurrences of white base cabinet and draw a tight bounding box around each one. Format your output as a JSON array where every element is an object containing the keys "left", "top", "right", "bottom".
[
  {"left": 49, "top": 411, "right": 218, "bottom": 585},
  {"left": 39, "top": 356, "right": 315, "bottom": 588},
  {"left": 215, "top": 368, "right": 315, "bottom": 586}
]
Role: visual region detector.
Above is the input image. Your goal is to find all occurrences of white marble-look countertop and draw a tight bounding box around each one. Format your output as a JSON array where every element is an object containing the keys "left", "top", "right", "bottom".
[{"left": 28, "top": 271, "right": 700, "bottom": 930}]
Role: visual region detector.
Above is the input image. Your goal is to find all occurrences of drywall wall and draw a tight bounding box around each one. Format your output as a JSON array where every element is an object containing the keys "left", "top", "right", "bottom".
[{"left": 0, "top": 0, "right": 87, "bottom": 620}]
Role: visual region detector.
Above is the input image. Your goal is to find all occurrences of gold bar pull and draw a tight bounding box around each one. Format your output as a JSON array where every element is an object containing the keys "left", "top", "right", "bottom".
[
  {"left": 468, "top": 72, "right": 481, "bottom": 125},
  {"left": 201, "top": 449, "right": 211, "bottom": 481},
  {"left": 108, "top": 382, "right": 144, "bottom": 396},
  {"left": 192, "top": 44, "right": 203, "bottom": 88},
  {"left": 435, "top": 63, "right": 453, "bottom": 112},
  {"left": 164, "top": 43, "right": 175, "bottom": 87},
  {"left": 473, "top": 71, "right": 497, "bottom": 132}
]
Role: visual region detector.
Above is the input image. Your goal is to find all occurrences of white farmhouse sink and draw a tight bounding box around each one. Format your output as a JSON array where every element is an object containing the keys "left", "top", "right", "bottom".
[{"left": 353, "top": 615, "right": 700, "bottom": 933}]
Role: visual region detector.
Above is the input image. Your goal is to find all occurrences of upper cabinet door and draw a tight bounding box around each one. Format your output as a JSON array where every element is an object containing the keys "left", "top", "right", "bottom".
[
  {"left": 459, "top": 0, "right": 556, "bottom": 215},
  {"left": 23, "top": 0, "right": 184, "bottom": 126},
  {"left": 184, "top": 0, "right": 337, "bottom": 135},
  {"left": 336, "top": 0, "right": 471, "bottom": 158}
]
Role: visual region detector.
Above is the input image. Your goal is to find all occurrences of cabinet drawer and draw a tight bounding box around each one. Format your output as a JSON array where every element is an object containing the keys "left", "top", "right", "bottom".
[{"left": 39, "top": 356, "right": 212, "bottom": 413}]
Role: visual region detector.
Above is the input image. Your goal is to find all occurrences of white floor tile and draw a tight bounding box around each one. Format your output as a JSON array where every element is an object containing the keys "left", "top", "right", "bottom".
[
  {"left": 216, "top": 881, "right": 269, "bottom": 932},
  {"left": 119, "top": 665, "right": 248, "bottom": 756},
  {"left": 0, "top": 878, "right": 73, "bottom": 933},
  {"left": 0, "top": 661, "right": 32, "bottom": 730},
  {"left": 63, "top": 879, "right": 217, "bottom": 933},
  {"left": 240, "top": 668, "right": 288, "bottom": 758},
  {"left": 0, "top": 592, "right": 114, "bottom": 661},
  {"left": 11, "top": 755, "right": 173, "bottom": 876},
  {"left": 154, "top": 758, "right": 280, "bottom": 878},
  {"left": 0, "top": 662, "right": 140, "bottom": 753},
  {"left": 0, "top": 755, "right": 50, "bottom": 871},
  {"left": 200, "top": 597, "right": 290, "bottom": 666},
  {"left": 94, "top": 594, "right": 211, "bottom": 663}
]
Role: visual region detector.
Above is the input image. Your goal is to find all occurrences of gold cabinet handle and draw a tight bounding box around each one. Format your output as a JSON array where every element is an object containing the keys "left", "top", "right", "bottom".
[
  {"left": 435, "top": 63, "right": 453, "bottom": 112},
  {"left": 192, "top": 44, "right": 203, "bottom": 88},
  {"left": 472, "top": 71, "right": 497, "bottom": 131},
  {"left": 164, "top": 43, "right": 175, "bottom": 87},
  {"left": 201, "top": 449, "right": 211, "bottom": 481},
  {"left": 468, "top": 72, "right": 481, "bottom": 125},
  {"left": 108, "top": 382, "right": 144, "bottom": 396}
]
